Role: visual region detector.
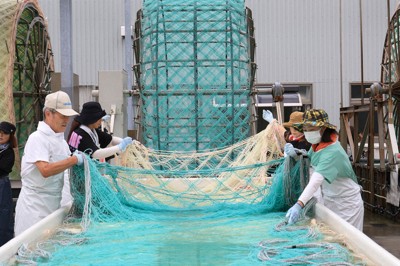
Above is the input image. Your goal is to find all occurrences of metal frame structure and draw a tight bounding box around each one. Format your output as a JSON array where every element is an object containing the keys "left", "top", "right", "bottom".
[
  {"left": 339, "top": 2, "right": 400, "bottom": 219},
  {"left": 132, "top": 1, "right": 257, "bottom": 151}
]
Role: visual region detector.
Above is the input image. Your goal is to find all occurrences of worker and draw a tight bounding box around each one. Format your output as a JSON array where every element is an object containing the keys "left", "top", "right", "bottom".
[
  {"left": 285, "top": 109, "right": 364, "bottom": 231},
  {"left": 67, "top": 101, "right": 133, "bottom": 162},
  {"left": 0, "top": 121, "right": 17, "bottom": 245},
  {"left": 282, "top": 111, "right": 311, "bottom": 151},
  {"left": 263, "top": 110, "right": 311, "bottom": 151},
  {"left": 14, "top": 91, "right": 83, "bottom": 236}
]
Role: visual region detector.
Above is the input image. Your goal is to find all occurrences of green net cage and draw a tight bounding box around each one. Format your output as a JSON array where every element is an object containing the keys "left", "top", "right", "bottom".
[{"left": 134, "top": 0, "right": 256, "bottom": 152}]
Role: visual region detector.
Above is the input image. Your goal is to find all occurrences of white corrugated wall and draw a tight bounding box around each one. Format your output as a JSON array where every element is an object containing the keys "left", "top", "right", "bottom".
[{"left": 38, "top": 0, "right": 398, "bottom": 126}]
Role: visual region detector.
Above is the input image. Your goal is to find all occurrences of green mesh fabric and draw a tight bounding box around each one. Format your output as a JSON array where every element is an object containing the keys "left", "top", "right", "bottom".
[
  {"left": 136, "top": 0, "right": 254, "bottom": 151},
  {"left": 12, "top": 156, "right": 366, "bottom": 265}
]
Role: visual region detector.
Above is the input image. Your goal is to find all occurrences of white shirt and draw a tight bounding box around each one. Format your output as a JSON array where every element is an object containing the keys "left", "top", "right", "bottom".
[{"left": 15, "top": 121, "right": 71, "bottom": 236}]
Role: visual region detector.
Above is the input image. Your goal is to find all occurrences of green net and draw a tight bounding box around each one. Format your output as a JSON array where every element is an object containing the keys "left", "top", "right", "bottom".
[
  {"left": 10, "top": 131, "right": 368, "bottom": 264},
  {"left": 7, "top": 123, "right": 369, "bottom": 265},
  {"left": 135, "top": 0, "right": 256, "bottom": 151},
  {"left": 69, "top": 122, "right": 287, "bottom": 222}
]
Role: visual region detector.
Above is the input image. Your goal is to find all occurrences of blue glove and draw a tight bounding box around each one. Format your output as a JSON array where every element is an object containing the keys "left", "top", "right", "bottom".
[
  {"left": 102, "top": 114, "right": 111, "bottom": 122},
  {"left": 294, "top": 148, "right": 307, "bottom": 157},
  {"left": 285, "top": 202, "right": 303, "bottom": 224},
  {"left": 73, "top": 151, "right": 84, "bottom": 165},
  {"left": 118, "top": 137, "right": 133, "bottom": 152},
  {"left": 284, "top": 143, "right": 297, "bottom": 158},
  {"left": 262, "top": 110, "right": 274, "bottom": 123}
]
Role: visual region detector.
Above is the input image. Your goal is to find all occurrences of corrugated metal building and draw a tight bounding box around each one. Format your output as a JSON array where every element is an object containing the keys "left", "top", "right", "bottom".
[{"left": 38, "top": 0, "right": 399, "bottom": 128}]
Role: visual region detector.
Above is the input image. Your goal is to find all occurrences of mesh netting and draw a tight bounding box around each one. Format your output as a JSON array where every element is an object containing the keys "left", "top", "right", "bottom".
[
  {"left": 135, "top": 0, "right": 255, "bottom": 151},
  {"left": 70, "top": 121, "right": 287, "bottom": 223},
  {"left": 0, "top": 0, "right": 53, "bottom": 179},
  {"left": 0, "top": 0, "right": 17, "bottom": 125},
  {"left": 10, "top": 123, "right": 368, "bottom": 265}
]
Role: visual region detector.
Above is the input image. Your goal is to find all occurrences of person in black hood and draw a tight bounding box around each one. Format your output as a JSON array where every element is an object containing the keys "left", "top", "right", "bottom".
[{"left": 0, "top": 121, "right": 16, "bottom": 246}]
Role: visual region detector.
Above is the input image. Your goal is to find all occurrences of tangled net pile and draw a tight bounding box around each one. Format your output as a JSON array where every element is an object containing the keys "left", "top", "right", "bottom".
[
  {"left": 69, "top": 121, "right": 293, "bottom": 224},
  {"left": 10, "top": 121, "right": 370, "bottom": 265}
]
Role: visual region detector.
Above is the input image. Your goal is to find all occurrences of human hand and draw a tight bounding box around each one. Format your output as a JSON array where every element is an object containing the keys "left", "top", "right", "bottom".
[
  {"left": 294, "top": 148, "right": 307, "bottom": 157},
  {"left": 73, "top": 151, "right": 84, "bottom": 165},
  {"left": 285, "top": 202, "right": 303, "bottom": 224},
  {"left": 262, "top": 110, "right": 274, "bottom": 123},
  {"left": 102, "top": 114, "right": 111, "bottom": 122},
  {"left": 284, "top": 143, "right": 297, "bottom": 158},
  {"left": 118, "top": 137, "right": 133, "bottom": 152}
]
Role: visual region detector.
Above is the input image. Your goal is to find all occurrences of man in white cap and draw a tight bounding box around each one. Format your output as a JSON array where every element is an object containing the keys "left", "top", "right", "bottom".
[{"left": 14, "top": 91, "right": 84, "bottom": 236}]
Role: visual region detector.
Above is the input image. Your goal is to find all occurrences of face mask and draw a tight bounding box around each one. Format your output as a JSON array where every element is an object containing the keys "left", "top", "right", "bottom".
[{"left": 304, "top": 130, "right": 321, "bottom": 144}]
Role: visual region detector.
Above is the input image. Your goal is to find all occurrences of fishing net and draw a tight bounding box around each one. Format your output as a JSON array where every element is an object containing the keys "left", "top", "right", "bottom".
[
  {"left": 134, "top": 0, "right": 256, "bottom": 152},
  {"left": 0, "top": 0, "right": 53, "bottom": 180},
  {"left": 8, "top": 122, "right": 370, "bottom": 265},
  {"left": 69, "top": 121, "right": 287, "bottom": 224}
]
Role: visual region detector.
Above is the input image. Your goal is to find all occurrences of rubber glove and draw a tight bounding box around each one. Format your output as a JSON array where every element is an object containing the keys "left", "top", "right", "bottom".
[
  {"left": 284, "top": 143, "right": 297, "bottom": 158},
  {"left": 102, "top": 114, "right": 111, "bottom": 122},
  {"left": 294, "top": 148, "right": 307, "bottom": 157},
  {"left": 262, "top": 110, "right": 274, "bottom": 123},
  {"left": 73, "top": 151, "right": 84, "bottom": 165},
  {"left": 285, "top": 202, "right": 303, "bottom": 224},
  {"left": 118, "top": 137, "right": 133, "bottom": 152}
]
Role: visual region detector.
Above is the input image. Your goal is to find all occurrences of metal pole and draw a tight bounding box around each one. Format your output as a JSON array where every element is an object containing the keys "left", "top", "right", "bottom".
[
  {"left": 339, "top": 0, "right": 343, "bottom": 108},
  {"left": 60, "top": 0, "right": 73, "bottom": 99},
  {"left": 124, "top": 0, "right": 134, "bottom": 131},
  {"left": 60, "top": 0, "right": 74, "bottom": 138},
  {"left": 359, "top": 0, "right": 365, "bottom": 105}
]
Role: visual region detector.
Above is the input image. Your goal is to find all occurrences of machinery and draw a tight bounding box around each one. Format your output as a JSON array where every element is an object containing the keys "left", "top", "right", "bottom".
[
  {"left": 339, "top": 3, "right": 400, "bottom": 220},
  {"left": 0, "top": 0, "right": 53, "bottom": 184}
]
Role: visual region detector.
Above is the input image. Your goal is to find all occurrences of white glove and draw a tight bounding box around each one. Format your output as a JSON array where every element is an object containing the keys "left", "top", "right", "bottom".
[
  {"left": 73, "top": 151, "right": 84, "bottom": 165},
  {"left": 262, "top": 110, "right": 274, "bottom": 123},
  {"left": 118, "top": 137, "right": 133, "bottom": 152},
  {"left": 284, "top": 143, "right": 297, "bottom": 158},
  {"left": 102, "top": 114, "right": 111, "bottom": 122}
]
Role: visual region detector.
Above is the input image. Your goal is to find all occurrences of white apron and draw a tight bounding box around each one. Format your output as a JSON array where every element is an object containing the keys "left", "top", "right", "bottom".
[
  {"left": 15, "top": 122, "right": 71, "bottom": 236},
  {"left": 322, "top": 177, "right": 364, "bottom": 231}
]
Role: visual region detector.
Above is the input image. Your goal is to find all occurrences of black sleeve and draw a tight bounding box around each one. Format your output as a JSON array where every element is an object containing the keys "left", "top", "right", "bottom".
[
  {"left": 95, "top": 128, "right": 113, "bottom": 148},
  {"left": 0, "top": 148, "right": 15, "bottom": 176}
]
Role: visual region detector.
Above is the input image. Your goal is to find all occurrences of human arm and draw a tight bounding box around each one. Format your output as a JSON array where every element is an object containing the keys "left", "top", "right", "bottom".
[
  {"left": 110, "top": 136, "right": 123, "bottom": 145},
  {"left": 92, "top": 145, "right": 121, "bottom": 159},
  {"left": 91, "top": 136, "right": 133, "bottom": 159},
  {"left": 35, "top": 155, "right": 81, "bottom": 178},
  {"left": 111, "top": 136, "right": 141, "bottom": 146},
  {"left": 285, "top": 172, "right": 324, "bottom": 224}
]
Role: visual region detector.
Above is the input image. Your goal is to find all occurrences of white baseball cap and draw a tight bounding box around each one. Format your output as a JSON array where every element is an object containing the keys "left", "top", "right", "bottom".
[{"left": 44, "top": 91, "right": 78, "bottom": 116}]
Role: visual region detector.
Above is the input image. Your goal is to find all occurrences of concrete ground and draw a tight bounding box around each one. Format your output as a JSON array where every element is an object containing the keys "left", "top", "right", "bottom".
[{"left": 363, "top": 208, "right": 400, "bottom": 259}]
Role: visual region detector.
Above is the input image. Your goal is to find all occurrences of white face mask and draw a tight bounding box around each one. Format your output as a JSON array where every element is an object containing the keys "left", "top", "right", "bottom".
[{"left": 304, "top": 130, "right": 321, "bottom": 144}]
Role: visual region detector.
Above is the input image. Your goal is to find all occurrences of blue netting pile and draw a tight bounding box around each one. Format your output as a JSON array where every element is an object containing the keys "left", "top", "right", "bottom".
[{"left": 11, "top": 128, "right": 367, "bottom": 264}]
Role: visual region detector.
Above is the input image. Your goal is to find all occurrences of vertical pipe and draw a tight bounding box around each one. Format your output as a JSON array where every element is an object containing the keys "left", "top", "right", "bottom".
[
  {"left": 60, "top": 0, "right": 74, "bottom": 137},
  {"left": 387, "top": 0, "right": 393, "bottom": 124},
  {"left": 359, "top": 0, "right": 365, "bottom": 105},
  {"left": 124, "top": 0, "right": 134, "bottom": 131},
  {"left": 339, "top": 0, "right": 343, "bottom": 108},
  {"left": 60, "top": 0, "right": 73, "bottom": 101}
]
